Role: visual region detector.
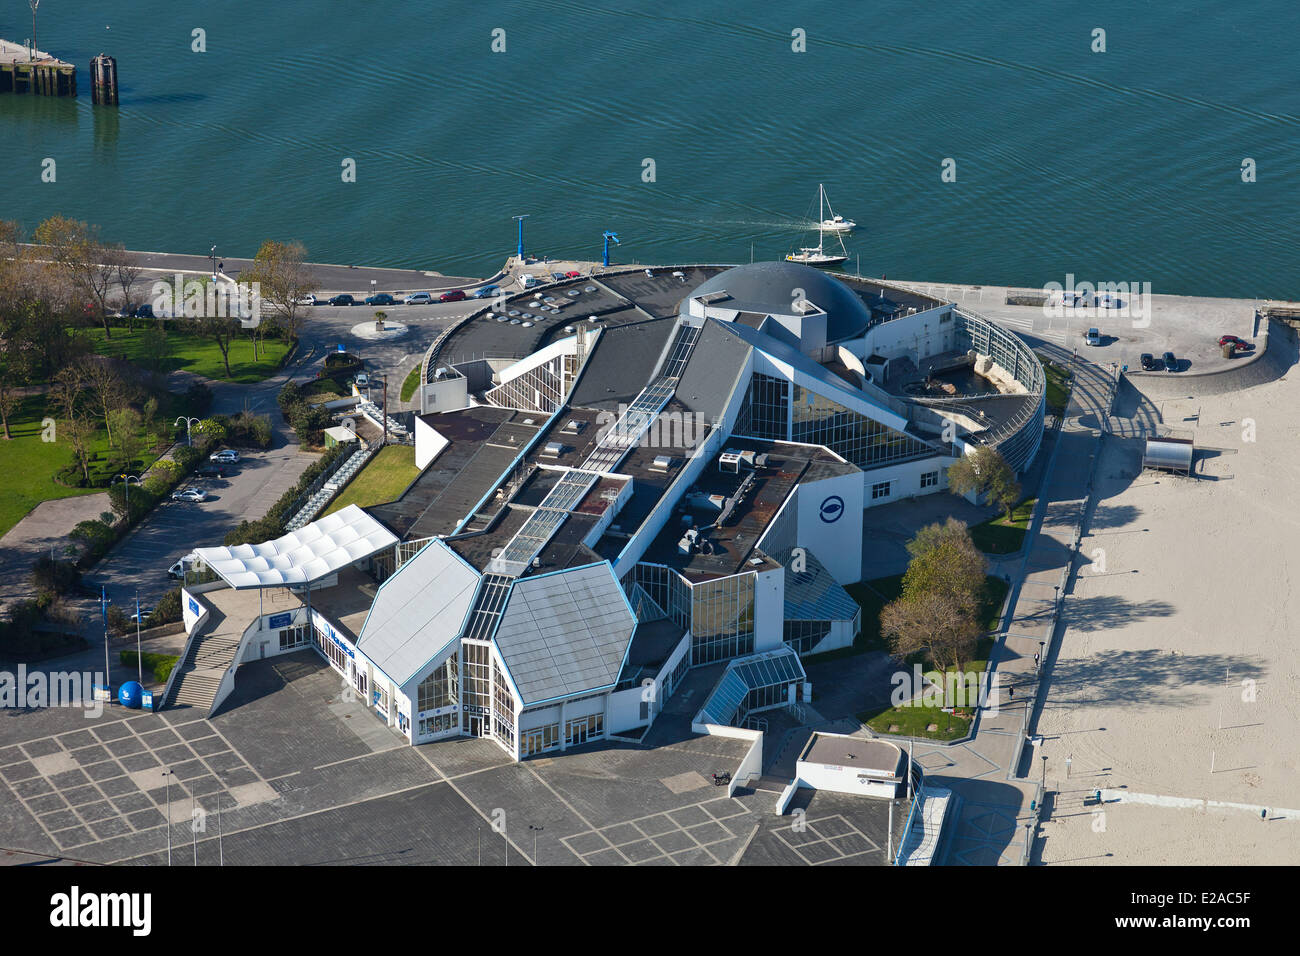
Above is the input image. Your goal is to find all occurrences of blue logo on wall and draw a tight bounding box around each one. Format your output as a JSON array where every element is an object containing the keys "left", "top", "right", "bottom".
[{"left": 819, "top": 495, "right": 845, "bottom": 523}]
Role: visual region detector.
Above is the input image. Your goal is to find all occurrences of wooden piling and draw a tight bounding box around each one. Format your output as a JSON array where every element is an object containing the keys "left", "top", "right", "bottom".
[{"left": 91, "top": 53, "right": 118, "bottom": 106}]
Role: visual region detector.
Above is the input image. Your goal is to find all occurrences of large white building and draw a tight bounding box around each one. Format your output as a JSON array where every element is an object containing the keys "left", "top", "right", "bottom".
[{"left": 176, "top": 262, "right": 1046, "bottom": 761}]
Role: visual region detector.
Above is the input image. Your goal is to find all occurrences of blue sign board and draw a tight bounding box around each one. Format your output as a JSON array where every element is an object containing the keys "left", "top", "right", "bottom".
[
  {"left": 268, "top": 612, "right": 293, "bottom": 629},
  {"left": 188, "top": 597, "right": 200, "bottom": 616}
]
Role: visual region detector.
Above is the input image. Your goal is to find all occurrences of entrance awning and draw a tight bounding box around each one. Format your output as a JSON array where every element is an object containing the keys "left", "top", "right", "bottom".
[{"left": 194, "top": 504, "right": 398, "bottom": 589}]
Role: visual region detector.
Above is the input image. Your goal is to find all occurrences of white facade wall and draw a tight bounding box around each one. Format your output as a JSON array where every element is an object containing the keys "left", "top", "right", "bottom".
[
  {"left": 859, "top": 304, "right": 957, "bottom": 364},
  {"left": 792, "top": 470, "right": 865, "bottom": 585},
  {"left": 752, "top": 564, "right": 785, "bottom": 653},
  {"left": 860, "top": 455, "right": 956, "bottom": 509},
  {"left": 795, "top": 759, "right": 901, "bottom": 800}
]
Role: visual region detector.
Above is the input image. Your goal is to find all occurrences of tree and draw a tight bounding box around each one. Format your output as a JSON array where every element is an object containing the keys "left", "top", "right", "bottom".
[
  {"left": 881, "top": 588, "right": 980, "bottom": 674},
  {"left": 111, "top": 245, "right": 145, "bottom": 320},
  {"left": 32, "top": 216, "right": 117, "bottom": 339},
  {"left": 880, "top": 519, "right": 989, "bottom": 675},
  {"left": 78, "top": 356, "right": 127, "bottom": 445},
  {"left": 902, "top": 518, "right": 988, "bottom": 605},
  {"left": 240, "top": 240, "right": 313, "bottom": 340},
  {"left": 946, "top": 446, "right": 1020, "bottom": 519},
  {"left": 199, "top": 315, "right": 240, "bottom": 378},
  {"left": 109, "top": 407, "right": 143, "bottom": 469}
]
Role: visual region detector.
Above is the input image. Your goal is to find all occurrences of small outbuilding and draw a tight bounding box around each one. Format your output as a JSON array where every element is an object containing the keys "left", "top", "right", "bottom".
[{"left": 1142, "top": 436, "right": 1193, "bottom": 475}]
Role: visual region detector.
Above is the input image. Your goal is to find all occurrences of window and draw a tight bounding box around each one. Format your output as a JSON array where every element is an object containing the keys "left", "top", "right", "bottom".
[
  {"left": 792, "top": 385, "right": 935, "bottom": 470},
  {"left": 783, "top": 620, "right": 831, "bottom": 655},
  {"left": 690, "top": 572, "right": 756, "bottom": 666},
  {"left": 491, "top": 659, "right": 516, "bottom": 750},
  {"left": 735, "top": 372, "right": 789, "bottom": 440},
  {"left": 522, "top": 723, "right": 560, "bottom": 756},
  {"left": 872, "top": 480, "right": 892, "bottom": 500},
  {"left": 565, "top": 713, "right": 603, "bottom": 747},
  {"left": 279, "top": 624, "right": 310, "bottom": 650},
  {"left": 418, "top": 712, "right": 458, "bottom": 738},
  {"left": 920, "top": 471, "right": 939, "bottom": 489},
  {"left": 417, "top": 655, "right": 459, "bottom": 713}
]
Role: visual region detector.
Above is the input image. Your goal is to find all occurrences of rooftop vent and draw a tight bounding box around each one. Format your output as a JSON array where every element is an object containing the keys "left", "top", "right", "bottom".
[
  {"left": 719, "top": 449, "right": 755, "bottom": 474},
  {"left": 542, "top": 442, "right": 564, "bottom": 457},
  {"left": 650, "top": 455, "right": 673, "bottom": 472},
  {"left": 699, "top": 291, "right": 732, "bottom": 305},
  {"left": 748, "top": 557, "right": 765, "bottom": 567},
  {"left": 561, "top": 419, "right": 585, "bottom": 434}
]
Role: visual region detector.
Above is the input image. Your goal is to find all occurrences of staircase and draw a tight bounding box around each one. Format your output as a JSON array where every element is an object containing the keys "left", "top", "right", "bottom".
[
  {"left": 167, "top": 610, "right": 244, "bottom": 713},
  {"left": 285, "top": 443, "right": 376, "bottom": 531}
]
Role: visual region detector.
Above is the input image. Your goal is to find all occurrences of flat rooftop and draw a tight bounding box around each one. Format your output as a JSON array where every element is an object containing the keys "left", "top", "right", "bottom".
[
  {"left": 801, "top": 733, "right": 902, "bottom": 778},
  {"left": 369, "top": 406, "right": 542, "bottom": 539},
  {"left": 640, "top": 440, "right": 856, "bottom": 582}
]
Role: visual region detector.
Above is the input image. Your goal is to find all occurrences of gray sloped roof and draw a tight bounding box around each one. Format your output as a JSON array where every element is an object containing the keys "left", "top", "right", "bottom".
[
  {"left": 356, "top": 538, "right": 479, "bottom": 686},
  {"left": 493, "top": 563, "right": 635, "bottom": 705},
  {"left": 673, "top": 318, "right": 752, "bottom": 419}
]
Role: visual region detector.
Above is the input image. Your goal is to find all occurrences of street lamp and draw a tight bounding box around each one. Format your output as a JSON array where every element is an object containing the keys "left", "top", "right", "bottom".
[
  {"left": 163, "top": 769, "right": 173, "bottom": 866},
  {"left": 528, "top": 824, "right": 544, "bottom": 864},
  {"left": 118, "top": 474, "right": 141, "bottom": 513},
  {"left": 209, "top": 245, "right": 218, "bottom": 280},
  {"left": 1038, "top": 640, "right": 1046, "bottom": 674},
  {"left": 175, "top": 416, "right": 200, "bottom": 447},
  {"left": 1041, "top": 752, "right": 1048, "bottom": 789}
]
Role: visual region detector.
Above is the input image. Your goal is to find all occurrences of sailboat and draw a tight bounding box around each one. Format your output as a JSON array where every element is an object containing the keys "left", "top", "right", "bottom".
[{"left": 787, "top": 183, "right": 850, "bottom": 267}]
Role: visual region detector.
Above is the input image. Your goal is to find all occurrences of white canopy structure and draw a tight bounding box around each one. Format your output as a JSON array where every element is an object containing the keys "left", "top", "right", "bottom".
[{"left": 195, "top": 504, "right": 398, "bottom": 589}]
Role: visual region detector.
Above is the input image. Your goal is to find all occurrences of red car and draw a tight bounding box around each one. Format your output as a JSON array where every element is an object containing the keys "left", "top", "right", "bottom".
[
  {"left": 1218, "top": 334, "right": 1252, "bottom": 349},
  {"left": 565, "top": 270, "right": 581, "bottom": 279},
  {"left": 439, "top": 289, "right": 466, "bottom": 302}
]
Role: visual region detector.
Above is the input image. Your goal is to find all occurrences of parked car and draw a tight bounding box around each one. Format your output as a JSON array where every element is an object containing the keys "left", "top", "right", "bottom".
[
  {"left": 129, "top": 607, "right": 154, "bottom": 624},
  {"left": 211, "top": 449, "right": 240, "bottom": 464},
  {"left": 1140, "top": 353, "right": 1157, "bottom": 371},
  {"left": 1085, "top": 328, "right": 1102, "bottom": 346},
  {"left": 130, "top": 303, "right": 155, "bottom": 319},
  {"left": 171, "top": 487, "right": 207, "bottom": 503},
  {"left": 327, "top": 294, "right": 355, "bottom": 307},
  {"left": 518, "top": 274, "right": 538, "bottom": 289},
  {"left": 1218, "top": 334, "right": 1252, "bottom": 349},
  {"left": 196, "top": 463, "right": 226, "bottom": 478},
  {"left": 364, "top": 292, "right": 396, "bottom": 306},
  {"left": 439, "top": 289, "right": 467, "bottom": 302},
  {"left": 295, "top": 294, "right": 318, "bottom": 306},
  {"left": 404, "top": 291, "right": 433, "bottom": 305},
  {"left": 550, "top": 272, "right": 567, "bottom": 281},
  {"left": 355, "top": 373, "right": 370, "bottom": 388},
  {"left": 565, "top": 270, "right": 581, "bottom": 279},
  {"left": 472, "top": 285, "right": 500, "bottom": 299},
  {"left": 1162, "top": 351, "right": 1178, "bottom": 372}
]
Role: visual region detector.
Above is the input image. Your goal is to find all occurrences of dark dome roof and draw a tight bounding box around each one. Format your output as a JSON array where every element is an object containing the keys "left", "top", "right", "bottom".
[{"left": 690, "top": 261, "right": 871, "bottom": 341}]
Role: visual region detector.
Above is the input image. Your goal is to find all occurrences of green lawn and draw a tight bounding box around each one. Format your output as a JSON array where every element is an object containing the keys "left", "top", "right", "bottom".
[
  {"left": 0, "top": 393, "right": 181, "bottom": 539},
  {"left": 83, "top": 323, "right": 292, "bottom": 384},
  {"left": 323, "top": 445, "right": 418, "bottom": 516},
  {"left": 861, "top": 705, "right": 972, "bottom": 741},
  {"left": 399, "top": 365, "right": 421, "bottom": 402},
  {"left": 1037, "top": 352, "right": 1073, "bottom": 414},
  {"left": 301, "top": 377, "right": 348, "bottom": 401},
  {"left": 969, "top": 498, "right": 1037, "bottom": 555}
]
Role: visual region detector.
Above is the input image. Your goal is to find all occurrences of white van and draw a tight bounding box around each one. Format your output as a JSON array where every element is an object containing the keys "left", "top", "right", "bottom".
[
  {"left": 167, "top": 552, "right": 201, "bottom": 580},
  {"left": 518, "top": 273, "right": 538, "bottom": 290}
]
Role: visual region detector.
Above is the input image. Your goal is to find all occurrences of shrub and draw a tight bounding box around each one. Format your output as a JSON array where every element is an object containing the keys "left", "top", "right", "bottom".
[
  {"left": 277, "top": 380, "right": 302, "bottom": 413},
  {"left": 119, "top": 650, "right": 180, "bottom": 683},
  {"left": 289, "top": 402, "right": 332, "bottom": 447},
  {"left": 31, "top": 557, "right": 81, "bottom": 596},
  {"left": 173, "top": 444, "right": 202, "bottom": 472},
  {"left": 147, "top": 587, "right": 183, "bottom": 627},
  {"left": 70, "top": 519, "right": 115, "bottom": 559},
  {"left": 186, "top": 382, "right": 214, "bottom": 415}
]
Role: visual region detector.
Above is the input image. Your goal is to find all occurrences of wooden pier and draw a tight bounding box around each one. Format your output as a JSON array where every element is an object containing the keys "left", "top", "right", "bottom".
[{"left": 0, "top": 38, "right": 77, "bottom": 97}]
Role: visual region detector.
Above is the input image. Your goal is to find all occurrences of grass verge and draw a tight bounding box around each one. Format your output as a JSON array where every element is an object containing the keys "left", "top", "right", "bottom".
[{"left": 322, "top": 444, "right": 418, "bottom": 516}]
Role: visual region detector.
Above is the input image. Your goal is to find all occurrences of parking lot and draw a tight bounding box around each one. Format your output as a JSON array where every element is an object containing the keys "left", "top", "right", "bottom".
[
  {"left": 0, "top": 651, "right": 896, "bottom": 866},
  {"left": 82, "top": 441, "right": 316, "bottom": 607}
]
